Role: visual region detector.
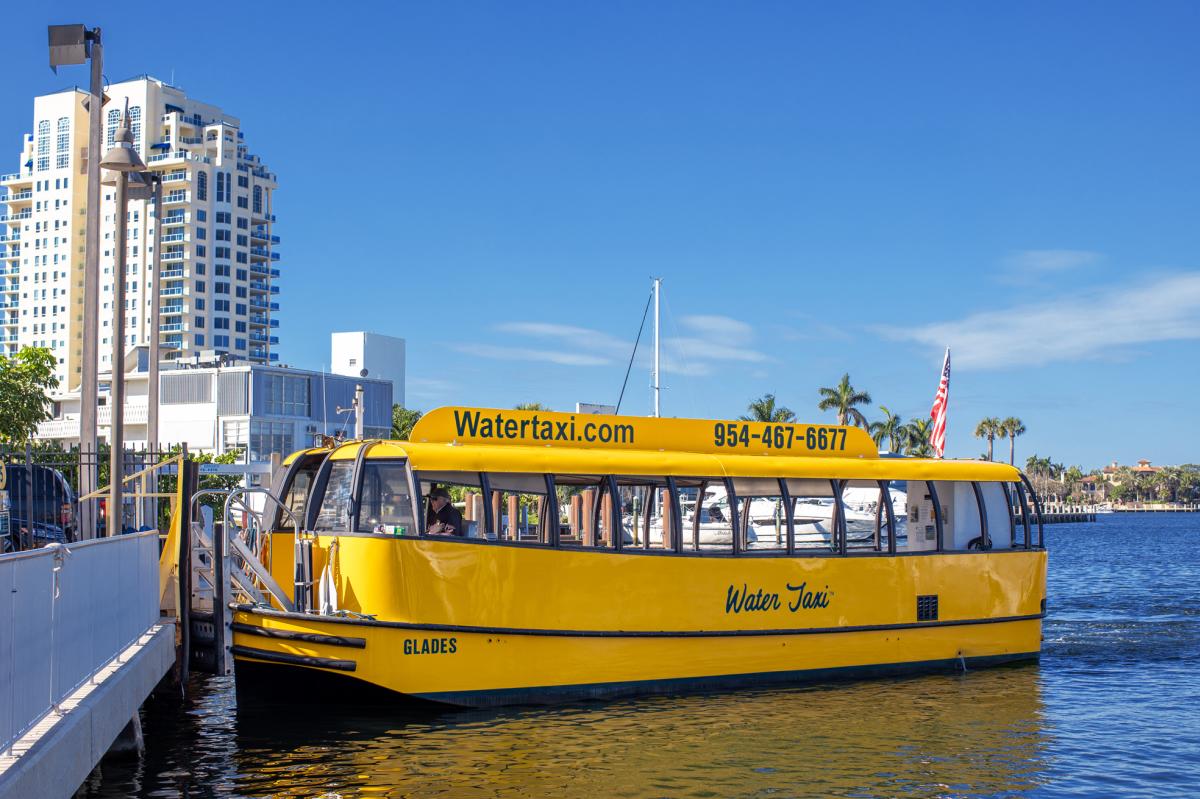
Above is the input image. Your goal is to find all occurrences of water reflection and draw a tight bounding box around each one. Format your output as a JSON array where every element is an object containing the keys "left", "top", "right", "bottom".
[{"left": 86, "top": 665, "right": 1049, "bottom": 799}]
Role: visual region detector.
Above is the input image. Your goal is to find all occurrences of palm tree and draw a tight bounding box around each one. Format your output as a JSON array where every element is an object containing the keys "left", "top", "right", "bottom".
[
  {"left": 904, "top": 418, "right": 934, "bottom": 457},
  {"left": 868, "top": 406, "right": 906, "bottom": 453},
  {"left": 973, "top": 417, "right": 1002, "bottom": 461},
  {"left": 1000, "top": 417, "right": 1025, "bottom": 465},
  {"left": 817, "top": 374, "right": 871, "bottom": 428},
  {"left": 514, "top": 402, "right": 550, "bottom": 411},
  {"left": 740, "top": 393, "right": 796, "bottom": 423}
]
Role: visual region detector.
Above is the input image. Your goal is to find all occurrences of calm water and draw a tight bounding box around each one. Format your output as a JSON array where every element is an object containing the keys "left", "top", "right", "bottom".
[{"left": 81, "top": 514, "right": 1200, "bottom": 798}]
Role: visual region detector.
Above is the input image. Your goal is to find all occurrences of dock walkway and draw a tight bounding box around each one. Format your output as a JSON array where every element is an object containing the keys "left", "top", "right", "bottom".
[{"left": 0, "top": 532, "right": 174, "bottom": 799}]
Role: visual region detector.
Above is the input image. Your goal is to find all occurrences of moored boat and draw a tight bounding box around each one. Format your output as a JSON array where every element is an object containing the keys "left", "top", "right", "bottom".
[{"left": 231, "top": 407, "right": 1047, "bottom": 707}]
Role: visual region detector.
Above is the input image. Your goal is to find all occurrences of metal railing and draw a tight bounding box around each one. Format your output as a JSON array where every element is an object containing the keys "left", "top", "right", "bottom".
[{"left": 0, "top": 531, "right": 160, "bottom": 755}]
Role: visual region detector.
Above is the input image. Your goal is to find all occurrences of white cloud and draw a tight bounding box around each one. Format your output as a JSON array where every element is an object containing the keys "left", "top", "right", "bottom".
[
  {"left": 999, "top": 249, "right": 1101, "bottom": 284},
  {"left": 679, "top": 315, "right": 754, "bottom": 345},
  {"left": 456, "top": 313, "right": 771, "bottom": 376},
  {"left": 878, "top": 272, "right": 1200, "bottom": 369},
  {"left": 453, "top": 344, "right": 612, "bottom": 367}
]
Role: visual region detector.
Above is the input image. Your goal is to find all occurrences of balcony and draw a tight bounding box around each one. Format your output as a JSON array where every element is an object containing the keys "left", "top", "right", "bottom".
[
  {"left": 160, "top": 304, "right": 184, "bottom": 316},
  {"left": 250, "top": 264, "right": 270, "bottom": 276},
  {"left": 249, "top": 331, "right": 268, "bottom": 343},
  {"left": 0, "top": 250, "right": 18, "bottom": 260},
  {"left": 159, "top": 269, "right": 185, "bottom": 280},
  {"left": 4, "top": 191, "right": 33, "bottom": 203},
  {"left": 0, "top": 211, "right": 31, "bottom": 223},
  {"left": 160, "top": 170, "right": 188, "bottom": 182},
  {"left": 160, "top": 286, "right": 184, "bottom": 297},
  {"left": 148, "top": 150, "right": 211, "bottom": 165},
  {"left": 270, "top": 268, "right": 280, "bottom": 278},
  {"left": 249, "top": 297, "right": 269, "bottom": 310},
  {"left": 0, "top": 233, "right": 19, "bottom": 243},
  {"left": 159, "top": 322, "right": 184, "bottom": 332},
  {"left": 161, "top": 214, "right": 187, "bottom": 226},
  {"left": 160, "top": 232, "right": 188, "bottom": 243},
  {"left": 161, "top": 251, "right": 186, "bottom": 262},
  {"left": 248, "top": 280, "right": 268, "bottom": 292},
  {"left": 249, "top": 347, "right": 268, "bottom": 360},
  {"left": 249, "top": 246, "right": 270, "bottom": 261},
  {"left": 269, "top": 285, "right": 279, "bottom": 295},
  {"left": 0, "top": 173, "right": 19, "bottom": 181},
  {"left": 269, "top": 318, "right": 278, "bottom": 328},
  {"left": 163, "top": 335, "right": 183, "bottom": 349},
  {"left": 163, "top": 191, "right": 189, "bottom": 204}
]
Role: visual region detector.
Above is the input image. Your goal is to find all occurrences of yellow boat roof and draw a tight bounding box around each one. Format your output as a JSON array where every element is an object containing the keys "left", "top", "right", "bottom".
[{"left": 318, "top": 407, "right": 1022, "bottom": 482}]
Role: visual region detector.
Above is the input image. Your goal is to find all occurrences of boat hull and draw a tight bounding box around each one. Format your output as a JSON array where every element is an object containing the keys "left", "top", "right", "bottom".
[
  {"left": 232, "top": 534, "right": 1045, "bottom": 707},
  {"left": 232, "top": 609, "right": 1041, "bottom": 707}
]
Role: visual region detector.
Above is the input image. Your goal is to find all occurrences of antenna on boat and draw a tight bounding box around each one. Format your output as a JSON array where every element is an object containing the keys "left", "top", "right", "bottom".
[{"left": 652, "top": 277, "right": 661, "bottom": 418}]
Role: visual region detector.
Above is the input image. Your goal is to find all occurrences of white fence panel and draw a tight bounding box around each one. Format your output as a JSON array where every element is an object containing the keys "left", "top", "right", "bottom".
[{"left": 1, "top": 532, "right": 162, "bottom": 755}]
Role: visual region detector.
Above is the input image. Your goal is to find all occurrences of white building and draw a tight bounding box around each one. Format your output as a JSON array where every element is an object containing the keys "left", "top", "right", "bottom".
[
  {"left": 0, "top": 75, "right": 280, "bottom": 392},
  {"left": 37, "top": 350, "right": 393, "bottom": 460},
  {"left": 331, "top": 331, "right": 406, "bottom": 407}
]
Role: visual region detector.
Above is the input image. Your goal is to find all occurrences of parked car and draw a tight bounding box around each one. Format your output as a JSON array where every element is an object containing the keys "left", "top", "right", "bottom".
[{"left": 3, "top": 464, "right": 77, "bottom": 551}]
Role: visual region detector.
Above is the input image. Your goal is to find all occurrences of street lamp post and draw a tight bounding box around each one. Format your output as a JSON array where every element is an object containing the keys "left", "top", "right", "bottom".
[
  {"left": 131, "top": 172, "right": 163, "bottom": 451},
  {"left": 99, "top": 105, "right": 146, "bottom": 536},
  {"left": 48, "top": 24, "right": 104, "bottom": 539}
]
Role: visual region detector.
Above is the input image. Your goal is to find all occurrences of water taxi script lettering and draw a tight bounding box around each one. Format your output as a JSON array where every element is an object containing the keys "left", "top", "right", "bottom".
[{"left": 725, "top": 582, "right": 831, "bottom": 614}]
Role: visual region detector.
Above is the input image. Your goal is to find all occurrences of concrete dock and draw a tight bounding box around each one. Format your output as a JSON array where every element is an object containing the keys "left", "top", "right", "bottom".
[{"left": 0, "top": 532, "right": 175, "bottom": 799}]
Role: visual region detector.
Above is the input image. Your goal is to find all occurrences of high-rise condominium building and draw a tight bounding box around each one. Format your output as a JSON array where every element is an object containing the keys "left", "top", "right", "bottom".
[{"left": 0, "top": 75, "right": 280, "bottom": 391}]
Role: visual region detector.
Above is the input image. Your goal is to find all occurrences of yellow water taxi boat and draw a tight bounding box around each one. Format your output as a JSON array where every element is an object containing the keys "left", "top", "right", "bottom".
[{"left": 231, "top": 407, "right": 1046, "bottom": 706}]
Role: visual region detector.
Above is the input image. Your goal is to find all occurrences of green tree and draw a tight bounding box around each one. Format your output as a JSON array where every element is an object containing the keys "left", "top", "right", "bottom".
[
  {"left": 973, "top": 417, "right": 1002, "bottom": 461},
  {"left": 391, "top": 405, "right": 423, "bottom": 440},
  {"left": 1000, "top": 417, "right": 1025, "bottom": 465},
  {"left": 868, "top": 406, "right": 906, "bottom": 453},
  {"left": 1064, "top": 465, "right": 1083, "bottom": 498},
  {"left": 739, "top": 393, "right": 796, "bottom": 423},
  {"left": 0, "top": 347, "right": 59, "bottom": 447},
  {"left": 515, "top": 403, "right": 550, "bottom": 411},
  {"left": 817, "top": 374, "right": 871, "bottom": 428},
  {"left": 904, "top": 418, "right": 934, "bottom": 457}
]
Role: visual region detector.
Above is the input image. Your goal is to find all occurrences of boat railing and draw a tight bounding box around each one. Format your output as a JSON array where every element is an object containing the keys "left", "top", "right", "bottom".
[{"left": 188, "top": 486, "right": 302, "bottom": 676}]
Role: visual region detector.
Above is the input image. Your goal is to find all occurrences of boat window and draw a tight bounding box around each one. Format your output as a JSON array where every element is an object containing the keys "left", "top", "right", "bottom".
[
  {"left": 902, "top": 481, "right": 942, "bottom": 552},
  {"left": 614, "top": 476, "right": 677, "bottom": 551},
  {"left": 841, "top": 480, "right": 889, "bottom": 553},
  {"left": 928, "top": 480, "right": 985, "bottom": 550},
  {"left": 312, "top": 460, "right": 354, "bottom": 532},
  {"left": 680, "top": 479, "right": 734, "bottom": 553},
  {"left": 358, "top": 460, "right": 417, "bottom": 534},
  {"left": 554, "top": 475, "right": 618, "bottom": 548},
  {"left": 269, "top": 452, "right": 323, "bottom": 530},
  {"left": 731, "top": 478, "right": 787, "bottom": 553},
  {"left": 416, "top": 471, "right": 486, "bottom": 538},
  {"left": 978, "top": 481, "right": 1012, "bottom": 549},
  {"left": 486, "top": 473, "right": 551, "bottom": 544},
  {"left": 783, "top": 479, "right": 838, "bottom": 552}
]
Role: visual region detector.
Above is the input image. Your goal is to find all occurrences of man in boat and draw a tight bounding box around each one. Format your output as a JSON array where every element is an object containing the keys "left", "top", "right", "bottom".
[{"left": 426, "top": 486, "right": 465, "bottom": 536}]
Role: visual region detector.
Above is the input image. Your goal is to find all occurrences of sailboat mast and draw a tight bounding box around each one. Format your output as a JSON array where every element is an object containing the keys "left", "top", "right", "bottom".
[{"left": 652, "top": 277, "right": 661, "bottom": 418}]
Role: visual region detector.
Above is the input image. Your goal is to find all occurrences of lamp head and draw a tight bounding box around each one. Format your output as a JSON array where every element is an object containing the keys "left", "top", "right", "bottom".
[{"left": 99, "top": 100, "right": 146, "bottom": 173}]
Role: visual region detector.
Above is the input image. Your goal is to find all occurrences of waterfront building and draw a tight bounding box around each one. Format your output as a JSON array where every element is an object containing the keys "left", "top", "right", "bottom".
[
  {"left": 36, "top": 349, "right": 393, "bottom": 459},
  {"left": 0, "top": 76, "right": 280, "bottom": 392}
]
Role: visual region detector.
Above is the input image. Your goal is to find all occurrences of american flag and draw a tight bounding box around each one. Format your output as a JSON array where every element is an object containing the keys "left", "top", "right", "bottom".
[{"left": 930, "top": 347, "right": 950, "bottom": 458}]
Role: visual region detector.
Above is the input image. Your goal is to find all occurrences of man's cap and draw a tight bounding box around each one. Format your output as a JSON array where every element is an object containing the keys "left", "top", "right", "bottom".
[{"left": 430, "top": 486, "right": 451, "bottom": 500}]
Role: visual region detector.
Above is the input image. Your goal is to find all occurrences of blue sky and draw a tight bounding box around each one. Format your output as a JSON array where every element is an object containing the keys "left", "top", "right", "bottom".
[{"left": 5, "top": 2, "right": 1199, "bottom": 467}]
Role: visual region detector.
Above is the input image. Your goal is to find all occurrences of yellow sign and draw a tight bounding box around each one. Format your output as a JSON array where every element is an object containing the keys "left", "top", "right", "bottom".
[
  {"left": 410, "top": 407, "right": 878, "bottom": 459},
  {"left": 0, "top": 462, "right": 6, "bottom": 491}
]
